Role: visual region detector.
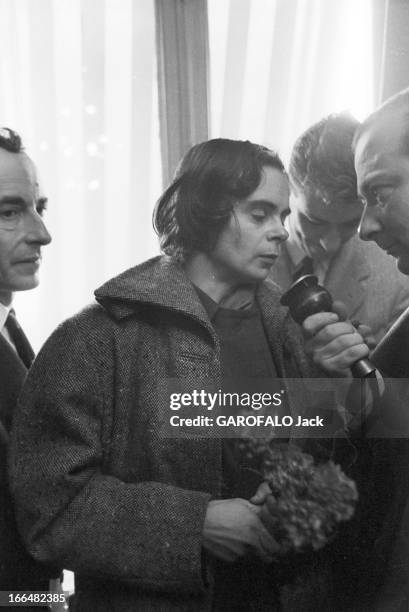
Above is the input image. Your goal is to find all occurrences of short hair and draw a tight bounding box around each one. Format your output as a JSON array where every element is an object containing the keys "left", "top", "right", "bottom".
[
  {"left": 0, "top": 127, "right": 23, "bottom": 153},
  {"left": 153, "top": 138, "right": 286, "bottom": 260},
  {"left": 289, "top": 113, "right": 360, "bottom": 205},
  {"left": 353, "top": 87, "right": 409, "bottom": 155}
]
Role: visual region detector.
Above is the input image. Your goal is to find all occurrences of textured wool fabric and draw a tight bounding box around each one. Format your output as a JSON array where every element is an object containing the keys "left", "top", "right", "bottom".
[{"left": 9, "top": 256, "right": 337, "bottom": 611}]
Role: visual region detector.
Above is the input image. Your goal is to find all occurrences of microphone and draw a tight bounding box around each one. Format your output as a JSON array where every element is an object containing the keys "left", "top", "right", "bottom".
[{"left": 280, "top": 275, "right": 377, "bottom": 378}]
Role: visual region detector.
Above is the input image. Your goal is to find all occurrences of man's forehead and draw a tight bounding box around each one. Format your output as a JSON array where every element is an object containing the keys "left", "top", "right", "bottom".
[
  {"left": 355, "top": 111, "right": 406, "bottom": 171},
  {"left": 0, "top": 148, "right": 35, "bottom": 170},
  {"left": 0, "top": 149, "right": 37, "bottom": 186}
]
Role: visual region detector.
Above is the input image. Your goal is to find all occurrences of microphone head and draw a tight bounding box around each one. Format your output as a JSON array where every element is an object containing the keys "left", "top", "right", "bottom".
[{"left": 280, "top": 274, "right": 333, "bottom": 324}]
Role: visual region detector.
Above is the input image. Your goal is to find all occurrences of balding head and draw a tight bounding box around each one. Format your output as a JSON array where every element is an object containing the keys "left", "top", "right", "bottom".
[
  {"left": 354, "top": 88, "right": 409, "bottom": 275},
  {"left": 354, "top": 88, "right": 409, "bottom": 156}
]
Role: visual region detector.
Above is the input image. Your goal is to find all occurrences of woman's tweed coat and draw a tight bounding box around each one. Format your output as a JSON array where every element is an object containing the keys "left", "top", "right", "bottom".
[{"left": 9, "top": 256, "right": 329, "bottom": 611}]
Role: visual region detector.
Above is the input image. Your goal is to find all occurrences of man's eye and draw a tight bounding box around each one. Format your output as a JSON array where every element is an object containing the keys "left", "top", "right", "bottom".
[
  {"left": 372, "top": 186, "right": 393, "bottom": 207},
  {"left": 0, "top": 208, "right": 20, "bottom": 219}
]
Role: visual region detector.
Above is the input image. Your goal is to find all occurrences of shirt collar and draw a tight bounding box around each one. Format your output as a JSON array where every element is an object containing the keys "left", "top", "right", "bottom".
[
  {"left": 193, "top": 285, "right": 255, "bottom": 321},
  {"left": 285, "top": 217, "right": 335, "bottom": 284},
  {"left": 0, "top": 301, "right": 11, "bottom": 333}
]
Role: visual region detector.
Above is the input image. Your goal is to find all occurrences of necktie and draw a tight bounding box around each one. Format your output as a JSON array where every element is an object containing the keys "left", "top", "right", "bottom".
[
  {"left": 292, "top": 257, "right": 314, "bottom": 282},
  {"left": 5, "top": 310, "right": 35, "bottom": 368}
]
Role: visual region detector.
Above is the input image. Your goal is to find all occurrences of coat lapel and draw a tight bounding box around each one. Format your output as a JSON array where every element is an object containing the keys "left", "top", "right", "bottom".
[
  {"left": 372, "top": 306, "right": 409, "bottom": 377},
  {"left": 274, "top": 237, "right": 370, "bottom": 320},
  {"left": 96, "top": 257, "right": 224, "bottom": 494},
  {"left": 256, "top": 282, "right": 288, "bottom": 374}
]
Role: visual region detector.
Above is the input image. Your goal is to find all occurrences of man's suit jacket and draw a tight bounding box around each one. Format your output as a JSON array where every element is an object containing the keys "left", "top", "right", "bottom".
[
  {"left": 270, "top": 234, "right": 409, "bottom": 344},
  {"left": 272, "top": 236, "right": 409, "bottom": 607},
  {"left": 0, "top": 335, "right": 56, "bottom": 593},
  {"left": 354, "top": 313, "right": 409, "bottom": 609}
]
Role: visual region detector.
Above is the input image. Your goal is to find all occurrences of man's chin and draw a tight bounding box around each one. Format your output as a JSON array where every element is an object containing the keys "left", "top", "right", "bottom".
[{"left": 12, "top": 276, "right": 40, "bottom": 292}]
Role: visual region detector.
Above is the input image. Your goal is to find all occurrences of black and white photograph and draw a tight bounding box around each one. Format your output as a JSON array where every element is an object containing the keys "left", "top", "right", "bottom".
[{"left": 0, "top": 0, "right": 409, "bottom": 610}]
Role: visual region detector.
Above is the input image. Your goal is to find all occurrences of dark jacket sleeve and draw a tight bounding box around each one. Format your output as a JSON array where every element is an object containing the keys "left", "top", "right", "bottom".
[{"left": 8, "top": 315, "right": 211, "bottom": 595}]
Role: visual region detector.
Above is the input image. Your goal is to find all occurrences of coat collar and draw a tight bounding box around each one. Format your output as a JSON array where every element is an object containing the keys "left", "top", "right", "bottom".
[
  {"left": 256, "top": 280, "right": 303, "bottom": 375},
  {"left": 95, "top": 256, "right": 222, "bottom": 345},
  {"left": 95, "top": 255, "right": 289, "bottom": 345}
]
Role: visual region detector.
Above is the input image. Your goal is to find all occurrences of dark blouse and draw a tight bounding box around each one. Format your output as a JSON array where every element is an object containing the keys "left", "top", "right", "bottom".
[{"left": 194, "top": 286, "right": 277, "bottom": 497}]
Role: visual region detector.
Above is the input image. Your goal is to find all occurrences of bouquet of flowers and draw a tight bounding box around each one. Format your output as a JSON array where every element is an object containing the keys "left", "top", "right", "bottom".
[{"left": 243, "top": 440, "right": 358, "bottom": 554}]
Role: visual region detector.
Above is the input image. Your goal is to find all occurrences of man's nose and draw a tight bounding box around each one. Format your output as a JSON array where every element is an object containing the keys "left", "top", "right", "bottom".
[
  {"left": 358, "top": 206, "right": 380, "bottom": 241},
  {"left": 26, "top": 212, "right": 52, "bottom": 245},
  {"left": 319, "top": 225, "right": 342, "bottom": 255}
]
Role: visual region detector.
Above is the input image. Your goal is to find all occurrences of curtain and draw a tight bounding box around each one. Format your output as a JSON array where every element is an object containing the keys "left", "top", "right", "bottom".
[
  {"left": 0, "top": 0, "right": 161, "bottom": 351},
  {"left": 1, "top": 0, "right": 378, "bottom": 351},
  {"left": 155, "top": 0, "right": 209, "bottom": 185},
  {"left": 378, "top": 0, "right": 409, "bottom": 102},
  {"left": 208, "top": 0, "right": 375, "bottom": 165}
]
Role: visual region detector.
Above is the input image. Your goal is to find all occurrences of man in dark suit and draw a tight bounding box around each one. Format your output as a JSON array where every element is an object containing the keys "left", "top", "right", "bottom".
[
  {"left": 0, "top": 127, "right": 55, "bottom": 604},
  {"left": 302, "top": 89, "right": 409, "bottom": 610},
  {"left": 301, "top": 89, "right": 409, "bottom": 376}
]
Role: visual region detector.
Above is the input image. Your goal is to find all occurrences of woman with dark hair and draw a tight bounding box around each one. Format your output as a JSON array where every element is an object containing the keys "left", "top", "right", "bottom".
[
  {"left": 10, "top": 138, "right": 343, "bottom": 611},
  {"left": 154, "top": 138, "right": 287, "bottom": 262}
]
